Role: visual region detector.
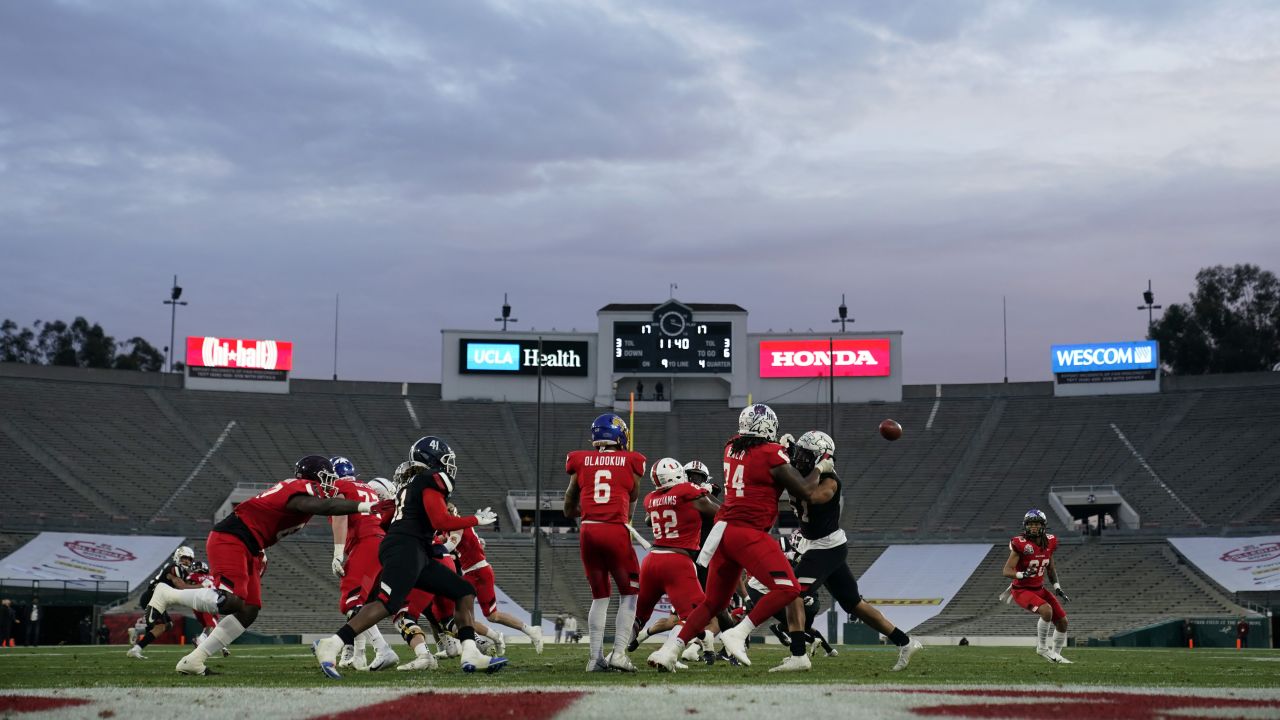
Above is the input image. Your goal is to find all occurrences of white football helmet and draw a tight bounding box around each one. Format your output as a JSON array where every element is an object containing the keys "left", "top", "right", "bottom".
[
  {"left": 738, "top": 403, "right": 779, "bottom": 441},
  {"left": 796, "top": 430, "right": 835, "bottom": 459},
  {"left": 682, "top": 460, "right": 711, "bottom": 482},
  {"left": 367, "top": 476, "right": 397, "bottom": 501},
  {"left": 650, "top": 457, "right": 686, "bottom": 489},
  {"left": 393, "top": 460, "right": 429, "bottom": 487},
  {"left": 173, "top": 545, "right": 195, "bottom": 568}
]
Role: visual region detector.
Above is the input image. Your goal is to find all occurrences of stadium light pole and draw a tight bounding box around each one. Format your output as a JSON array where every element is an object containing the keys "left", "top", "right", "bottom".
[
  {"left": 828, "top": 295, "right": 851, "bottom": 437},
  {"left": 495, "top": 293, "right": 518, "bottom": 331},
  {"left": 831, "top": 294, "right": 852, "bottom": 333},
  {"left": 1137, "top": 280, "right": 1162, "bottom": 331},
  {"left": 532, "top": 335, "right": 543, "bottom": 627},
  {"left": 163, "top": 275, "right": 187, "bottom": 373}
]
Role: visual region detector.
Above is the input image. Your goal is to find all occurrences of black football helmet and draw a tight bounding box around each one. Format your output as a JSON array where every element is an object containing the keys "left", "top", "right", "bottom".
[
  {"left": 295, "top": 455, "right": 338, "bottom": 498},
  {"left": 411, "top": 436, "right": 457, "bottom": 478},
  {"left": 1023, "top": 508, "right": 1048, "bottom": 538}
]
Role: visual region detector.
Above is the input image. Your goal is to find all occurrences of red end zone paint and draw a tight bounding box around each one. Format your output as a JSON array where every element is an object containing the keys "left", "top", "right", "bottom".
[
  {"left": 902, "top": 689, "right": 1280, "bottom": 720},
  {"left": 0, "top": 696, "right": 93, "bottom": 713},
  {"left": 306, "top": 691, "right": 584, "bottom": 720}
]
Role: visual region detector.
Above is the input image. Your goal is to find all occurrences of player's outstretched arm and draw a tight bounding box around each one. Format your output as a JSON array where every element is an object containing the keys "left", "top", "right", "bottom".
[
  {"left": 771, "top": 461, "right": 817, "bottom": 502},
  {"left": 691, "top": 495, "right": 720, "bottom": 518},
  {"left": 806, "top": 474, "right": 840, "bottom": 505},
  {"left": 286, "top": 495, "right": 386, "bottom": 517}
]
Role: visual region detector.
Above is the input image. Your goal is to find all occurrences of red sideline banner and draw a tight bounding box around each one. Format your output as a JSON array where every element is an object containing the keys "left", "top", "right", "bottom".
[
  {"left": 186, "top": 336, "right": 293, "bottom": 371},
  {"left": 758, "top": 339, "right": 892, "bottom": 378}
]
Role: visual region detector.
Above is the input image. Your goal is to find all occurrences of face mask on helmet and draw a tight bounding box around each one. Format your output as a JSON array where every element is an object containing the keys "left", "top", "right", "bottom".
[
  {"left": 651, "top": 457, "right": 686, "bottom": 489},
  {"left": 411, "top": 437, "right": 458, "bottom": 478},
  {"left": 1023, "top": 509, "right": 1048, "bottom": 537},
  {"left": 738, "top": 403, "right": 779, "bottom": 441},
  {"left": 791, "top": 430, "right": 835, "bottom": 476},
  {"left": 173, "top": 546, "right": 195, "bottom": 568}
]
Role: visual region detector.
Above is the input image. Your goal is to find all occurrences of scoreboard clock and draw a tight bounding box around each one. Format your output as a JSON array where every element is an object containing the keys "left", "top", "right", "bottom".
[{"left": 613, "top": 303, "right": 733, "bottom": 373}]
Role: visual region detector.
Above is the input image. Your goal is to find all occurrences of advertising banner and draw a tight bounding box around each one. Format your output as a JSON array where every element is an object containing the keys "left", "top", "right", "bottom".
[
  {"left": 1168, "top": 536, "right": 1280, "bottom": 592},
  {"left": 856, "top": 544, "right": 993, "bottom": 632},
  {"left": 1051, "top": 341, "right": 1158, "bottom": 382},
  {"left": 186, "top": 336, "right": 293, "bottom": 381},
  {"left": 0, "top": 532, "right": 187, "bottom": 591},
  {"left": 758, "top": 339, "right": 891, "bottom": 378},
  {"left": 458, "top": 338, "right": 589, "bottom": 377}
]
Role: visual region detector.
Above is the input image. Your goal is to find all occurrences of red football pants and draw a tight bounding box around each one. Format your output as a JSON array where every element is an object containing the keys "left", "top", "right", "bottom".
[
  {"left": 1012, "top": 586, "right": 1066, "bottom": 622},
  {"left": 637, "top": 549, "right": 705, "bottom": 624},
  {"left": 579, "top": 522, "right": 640, "bottom": 599},
  {"left": 677, "top": 524, "right": 798, "bottom": 643}
]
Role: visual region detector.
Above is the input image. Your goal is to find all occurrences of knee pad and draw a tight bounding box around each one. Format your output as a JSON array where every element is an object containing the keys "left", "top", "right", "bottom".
[
  {"left": 143, "top": 607, "right": 171, "bottom": 629},
  {"left": 395, "top": 617, "right": 425, "bottom": 644}
]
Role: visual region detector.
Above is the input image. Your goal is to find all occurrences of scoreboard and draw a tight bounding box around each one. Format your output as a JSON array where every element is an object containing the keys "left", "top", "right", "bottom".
[{"left": 613, "top": 320, "right": 733, "bottom": 373}]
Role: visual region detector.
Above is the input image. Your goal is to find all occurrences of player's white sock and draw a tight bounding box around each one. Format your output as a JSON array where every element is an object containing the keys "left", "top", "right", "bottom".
[
  {"left": 167, "top": 587, "right": 221, "bottom": 614},
  {"left": 364, "top": 627, "right": 390, "bottom": 652},
  {"left": 588, "top": 598, "right": 610, "bottom": 660},
  {"left": 520, "top": 623, "right": 538, "bottom": 638},
  {"left": 353, "top": 632, "right": 367, "bottom": 660},
  {"left": 613, "top": 595, "right": 638, "bottom": 656},
  {"left": 733, "top": 617, "right": 757, "bottom": 635},
  {"left": 413, "top": 639, "right": 431, "bottom": 659},
  {"left": 483, "top": 627, "right": 502, "bottom": 644},
  {"left": 635, "top": 627, "right": 652, "bottom": 644},
  {"left": 192, "top": 615, "right": 244, "bottom": 661},
  {"left": 1052, "top": 629, "right": 1067, "bottom": 654},
  {"left": 704, "top": 630, "right": 716, "bottom": 651},
  {"left": 1036, "top": 619, "right": 1052, "bottom": 650}
]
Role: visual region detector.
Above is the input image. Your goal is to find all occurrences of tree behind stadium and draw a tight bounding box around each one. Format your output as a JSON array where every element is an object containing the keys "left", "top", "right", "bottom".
[
  {"left": 0, "top": 317, "right": 165, "bottom": 372},
  {"left": 1149, "top": 264, "right": 1280, "bottom": 374}
]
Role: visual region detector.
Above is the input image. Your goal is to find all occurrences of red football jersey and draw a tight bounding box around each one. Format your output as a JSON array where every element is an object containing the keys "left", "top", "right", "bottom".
[
  {"left": 456, "top": 526, "right": 488, "bottom": 572},
  {"left": 565, "top": 449, "right": 646, "bottom": 524},
  {"left": 335, "top": 479, "right": 386, "bottom": 555},
  {"left": 644, "top": 482, "right": 708, "bottom": 551},
  {"left": 233, "top": 478, "right": 321, "bottom": 550},
  {"left": 1010, "top": 533, "right": 1058, "bottom": 589},
  {"left": 718, "top": 437, "right": 791, "bottom": 531}
]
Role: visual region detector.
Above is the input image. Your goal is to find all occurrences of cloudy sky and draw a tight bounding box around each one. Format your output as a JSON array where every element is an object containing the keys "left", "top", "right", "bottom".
[{"left": 3, "top": 0, "right": 1278, "bottom": 384}]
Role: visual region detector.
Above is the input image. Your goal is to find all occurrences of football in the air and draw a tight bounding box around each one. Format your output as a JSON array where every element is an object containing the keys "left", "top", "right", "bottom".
[{"left": 879, "top": 419, "right": 903, "bottom": 441}]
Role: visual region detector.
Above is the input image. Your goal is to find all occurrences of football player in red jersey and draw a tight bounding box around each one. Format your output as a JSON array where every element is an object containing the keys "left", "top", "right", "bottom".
[
  {"left": 627, "top": 458, "right": 720, "bottom": 660},
  {"left": 1002, "top": 509, "right": 1072, "bottom": 663},
  {"left": 327, "top": 458, "right": 399, "bottom": 672},
  {"left": 564, "top": 413, "right": 646, "bottom": 672},
  {"left": 449, "top": 503, "right": 545, "bottom": 654},
  {"left": 146, "top": 456, "right": 391, "bottom": 675},
  {"left": 648, "top": 403, "right": 818, "bottom": 672},
  {"left": 313, "top": 436, "right": 504, "bottom": 678}
]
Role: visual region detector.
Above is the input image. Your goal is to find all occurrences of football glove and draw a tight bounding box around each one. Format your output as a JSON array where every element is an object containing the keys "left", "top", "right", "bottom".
[
  {"left": 359, "top": 499, "right": 396, "bottom": 515},
  {"left": 331, "top": 544, "right": 345, "bottom": 578},
  {"left": 815, "top": 455, "right": 836, "bottom": 476},
  {"left": 778, "top": 433, "right": 796, "bottom": 451},
  {"left": 474, "top": 507, "right": 498, "bottom": 526},
  {"left": 1054, "top": 583, "right": 1070, "bottom": 602},
  {"left": 998, "top": 584, "right": 1014, "bottom": 605},
  {"left": 259, "top": 552, "right": 268, "bottom": 577}
]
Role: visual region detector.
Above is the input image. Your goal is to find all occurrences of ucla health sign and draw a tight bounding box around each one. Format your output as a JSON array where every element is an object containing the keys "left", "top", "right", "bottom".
[
  {"left": 1051, "top": 340, "right": 1158, "bottom": 386},
  {"left": 459, "top": 338, "right": 589, "bottom": 377}
]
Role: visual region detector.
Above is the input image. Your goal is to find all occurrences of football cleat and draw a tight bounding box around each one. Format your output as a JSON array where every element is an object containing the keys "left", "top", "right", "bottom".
[
  {"left": 369, "top": 646, "right": 400, "bottom": 671},
  {"left": 350, "top": 645, "right": 365, "bottom": 671},
  {"left": 892, "top": 639, "right": 923, "bottom": 671},
  {"left": 1036, "top": 646, "right": 1066, "bottom": 664},
  {"left": 674, "top": 661, "right": 689, "bottom": 670},
  {"left": 396, "top": 654, "right": 439, "bottom": 671},
  {"left": 717, "top": 624, "right": 752, "bottom": 666},
  {"left": 646, "top": 644, "right": 680, "bottom": 673},
  {"left": 702, "top": 650, "right": 717, "bottom": 665},
  {"left": 337, "top": 644, "right": 355, "bottom": 669},
  {"left": 680, "top": 640, "right": 704, "bottom": 663},
  {"left": 313, "top": 636, "right": 345, "bottom": 679},
  {"left": 607, "top": 650, "right": 637, "bottom": 672},
  {"left": 769, "top": 622, "right": 791, "bottom": 646},
  {"left": 528, "top": 626, "right": 544, "bottom": 655},
  {"left": 175, "top": 652, "right": 213, "bottom": 676},
  {"left": 825, "top": 647, "right": 840, "bottom": 658},
  {"left": 586, "top": 656, "right": 612, "bottom": 672},
  {"left": 461, "top": 639, "right": 506, "bottom": 673},
  {"left": 769, "top": 654, "right": 813, "bottom": 673},
  {"left": 1054, "top": 652, "right": 1074, "bottom": 664},
  {"left": 126, "top": 645, "right": 146, "bottom": 660}
]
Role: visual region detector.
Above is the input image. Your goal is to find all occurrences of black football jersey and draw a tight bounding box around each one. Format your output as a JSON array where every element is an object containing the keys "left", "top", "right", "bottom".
[
  {"left": 386, "top": 471, "right": 453, "bottom": 546},
  {"left": 145, "top": 560, "right": 186, "bottom": 594},
  {"left": 792, "top": 471, "right": 843, "bottom": 541}
]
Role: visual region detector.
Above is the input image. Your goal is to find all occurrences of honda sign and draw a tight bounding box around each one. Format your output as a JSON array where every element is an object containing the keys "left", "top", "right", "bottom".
[{"left": 758, "top": 339, "right": 892, "bottom": 378}]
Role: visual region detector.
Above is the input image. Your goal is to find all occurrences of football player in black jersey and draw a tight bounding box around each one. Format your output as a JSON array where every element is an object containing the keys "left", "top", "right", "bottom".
[
  {"left": 128, "top": 546, "right": 200, "bottom": 659},
  {"left": 313, "top": 436, "right": 504, "bottom": 677},
  {"left": 783, "top": 431, "right": 923, "bottom": 672}
]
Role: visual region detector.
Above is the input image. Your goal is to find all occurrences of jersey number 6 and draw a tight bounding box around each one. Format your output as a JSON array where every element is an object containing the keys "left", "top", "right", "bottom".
[{"left": 593, "top": 470, "right": 611, "bottom": 504}]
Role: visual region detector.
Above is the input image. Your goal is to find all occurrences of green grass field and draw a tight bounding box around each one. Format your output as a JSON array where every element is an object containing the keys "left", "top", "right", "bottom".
[{"left": 2, "top": 644, "right": 1277, "bottom": 689}]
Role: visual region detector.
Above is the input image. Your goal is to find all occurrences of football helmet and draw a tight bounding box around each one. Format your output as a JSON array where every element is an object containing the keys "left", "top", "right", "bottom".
[
  {"left": 790, "top": 430, "right": 836, "bottom": 476},
  {"left": 173, "top": 545, "right": 195, "bottom": 568},
  {"left": 412, "top": 436, "right": 457, "bottom": 478},
  {"left": 738, "top": 403, "right": 779, "bottom": 441},
  {"left": 295, "top": 455, "right": 339, "bottom": 498},
  {"left": 651, "top": 457, "right": 686, "bottom": 489},
  {"left": 330, "top": 456, "right": 357, "bottom": 479},
  {"left": 192, "top": 561, "right": 209, "bottom": 575},
  {"left": 682, "top": 460, "right": 711, "bottom": 482},
  {"left": 367, "top": 476, "right": 397, "bottom": 501},
  {"left": 590, "top": 414, "right": 629, "bottom": 448},
  {"left": 1023, "top": 509, "right": 1048, "bottom": 537}
]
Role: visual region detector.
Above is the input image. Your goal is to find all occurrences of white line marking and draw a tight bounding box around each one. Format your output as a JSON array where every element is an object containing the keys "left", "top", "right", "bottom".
[
  {"left": 1110, "top": 423, "right": 1204, "bottom": 526},
  {"left": 404, "top": 399, "right": 420, "bottom": 429},
  {"left": 151, "top": 420, "right": 237, "bottom": 523},
  {"left": 926, "top": 400, "right": 941, "bottom": 430}
]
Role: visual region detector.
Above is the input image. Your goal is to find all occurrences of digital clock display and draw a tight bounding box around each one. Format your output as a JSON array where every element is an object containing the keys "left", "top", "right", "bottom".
[{"left": 613, "top": 321, "right": 733, "bottom": 373}]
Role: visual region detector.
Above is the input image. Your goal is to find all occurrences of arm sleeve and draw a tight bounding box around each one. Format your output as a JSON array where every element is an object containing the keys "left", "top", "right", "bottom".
[{"left": 421, "top": 488, "right": 478, "bottom": 531}]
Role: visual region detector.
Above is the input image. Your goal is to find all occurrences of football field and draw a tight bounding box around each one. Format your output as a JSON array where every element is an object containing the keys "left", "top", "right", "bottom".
[{"left": 2, "top": 644, "right": 1279, "bottom": 719}]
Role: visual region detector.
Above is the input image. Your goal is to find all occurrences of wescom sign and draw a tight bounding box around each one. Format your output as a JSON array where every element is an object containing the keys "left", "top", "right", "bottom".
[{"left": 758, "top": 339, "right": 892, "bottom": 378}]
